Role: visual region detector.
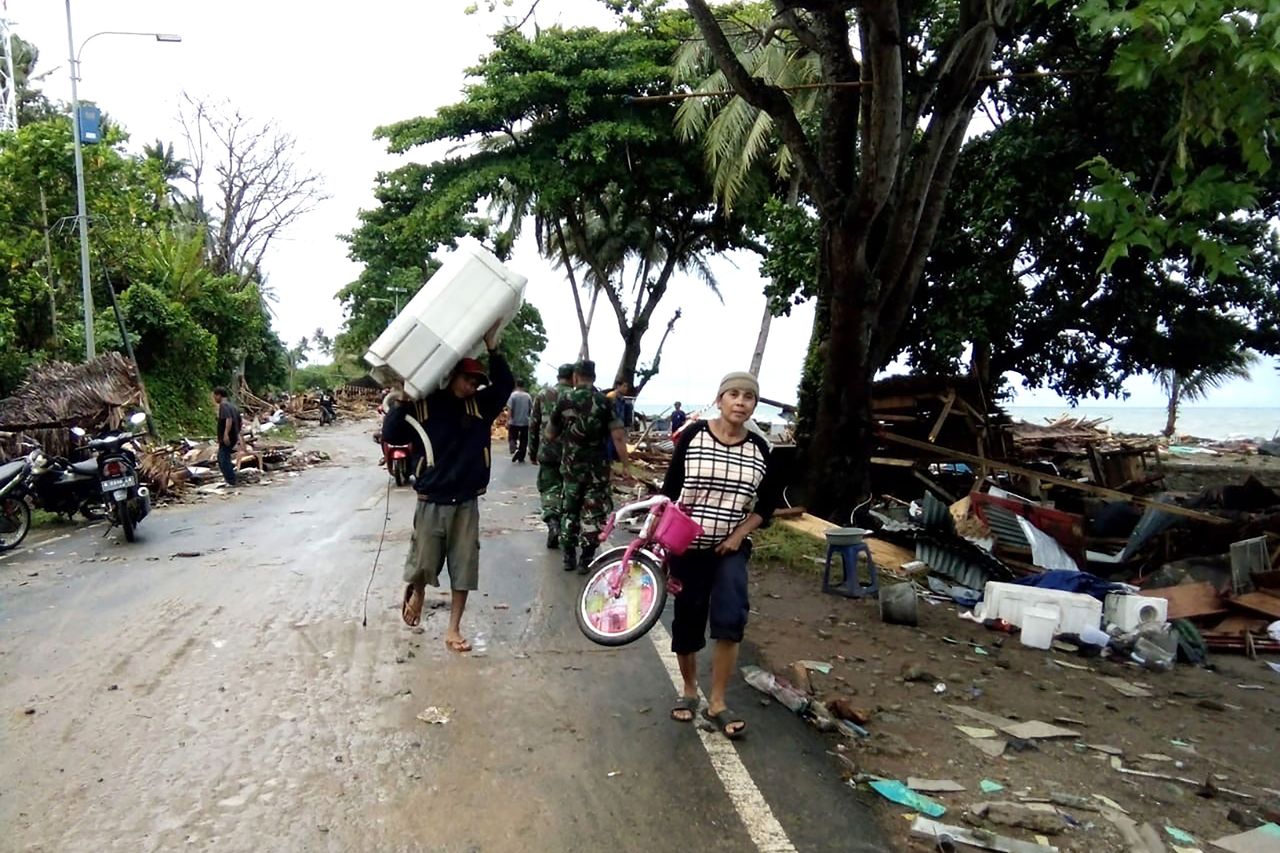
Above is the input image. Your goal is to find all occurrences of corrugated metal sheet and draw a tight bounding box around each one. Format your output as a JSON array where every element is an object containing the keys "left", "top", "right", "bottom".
[
  {"left": 921, "top": 492, "right": 954, "bottom": 532},
  {"left": 915, "top": 539, "right": 1009, "bottom": 591},
  {"left": 983, "top": 504, "right": 1031, "bottom": 551}
]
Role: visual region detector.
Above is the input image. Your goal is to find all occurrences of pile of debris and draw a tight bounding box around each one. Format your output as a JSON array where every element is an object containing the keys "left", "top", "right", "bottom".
[{"left": 141, "top": 438, "right": 330, "bottom": 497}]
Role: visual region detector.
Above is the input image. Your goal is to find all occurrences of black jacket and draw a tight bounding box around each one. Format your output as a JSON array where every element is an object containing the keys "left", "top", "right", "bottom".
[{"left": 381, "top": 351, "right": 515, "bottom": 504}]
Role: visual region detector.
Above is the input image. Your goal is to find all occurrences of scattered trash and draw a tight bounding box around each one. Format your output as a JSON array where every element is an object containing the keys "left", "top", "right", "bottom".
[
  {"left": 827, "top": 698, "right": 872, "bottom": 725},
  {"left": 1210, "top": 822, "right": 1280, "bottom": 853},
  {"left": 907, "top": 778, "right": 966, "bottom": 794},
  {"left": 868, "top": 779, "right": 947, "bottom": 817},
  {"left": 999, "top": 720, "right": 1080, "bottom": 740},
  {"left": 416, "top": 706, "right": 452, "bottom": 725},
  {"left": 1098, "top": 676, "right": 1153, "bottom": 698},
  {"left": 973, "top": 801, "right": 1065, "bottom": 835},
  {"left": 909, "top": 816, "right": 1059, "bottom": 853},
  {"left": 1163, "top": 825, "right": 1196, "bottom": 845},
  {"left": 799, "top": 660, "right": 833, "bottom": 675},
  {"left": 1091, "top": 794, "right": 1128, "bottom": 813},
  {"left": 933, "top": 683, "right": 948, "bottom": 695},
  {"left": 607, "top": 771, "right": 620, "bottom": 778},
  {"left": 1047, "top": 792, "right": 1098, "bottom": 812},
  {"left": 980, "top": 779, "right": 1005, "bottom": 794},
  {"left": 956, "top": 725, "right": 998, "bottom": 739},
  {"left": 969, "top": 738, "right": 1008, "bottom": 758}
]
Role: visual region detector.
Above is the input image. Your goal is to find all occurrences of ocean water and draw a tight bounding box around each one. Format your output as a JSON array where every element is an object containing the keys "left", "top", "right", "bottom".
[{"left": 1006, "top": 406, "right": 1280, "bottom": 442}]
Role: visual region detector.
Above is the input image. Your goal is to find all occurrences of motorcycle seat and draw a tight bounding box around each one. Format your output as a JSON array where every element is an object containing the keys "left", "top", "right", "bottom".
[
  {"left": 0, "top": 459, "right": 25, "bottom": 483},
  {"left": 71, "top": 460, "right": 100, "bottom": 476}
]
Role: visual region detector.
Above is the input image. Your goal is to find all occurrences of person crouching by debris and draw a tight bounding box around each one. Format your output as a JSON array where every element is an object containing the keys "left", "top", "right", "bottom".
[
  {"left": 662, "top": 371, "right": 781, "bottom": 739},
  {"left": 212, "top": 387, "right": 242, "bottom": 487},
  {"left": 381, "top": 321, "right": 513, "bottom": 653}
]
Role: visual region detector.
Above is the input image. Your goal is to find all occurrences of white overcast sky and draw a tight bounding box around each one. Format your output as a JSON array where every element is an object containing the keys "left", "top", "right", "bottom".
[{"left": 9, "top": 0, "right": 1277, "bottom": 410}]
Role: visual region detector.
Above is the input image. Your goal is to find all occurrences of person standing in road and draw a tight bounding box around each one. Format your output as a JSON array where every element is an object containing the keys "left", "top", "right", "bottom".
[
  {"left": 529, "top": 363, "right": 574, "bottom": 549},
  {"left": 382, "top": 322, "right": 513, "bottom": 653},
  {"left": 212, "top": 387, "right": 242, "bottom": 487},
  {"left": 551, "top": 360, "right": 630, "bottom": 574},
  {"left": 662, "top": 372, "right": 781, "bottom": 740},
  {"left": 669, "top": 401, "right": 688, "bottom": 434},
  {"left": 506, "top": 380, "right": 534, "bottom": 463}
]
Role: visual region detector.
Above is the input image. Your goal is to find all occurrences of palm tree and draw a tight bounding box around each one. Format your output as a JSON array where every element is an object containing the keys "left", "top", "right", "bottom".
[
  {"left": 141, "top": 139, "right": 191, "bottom": 208},
  {"left": 1158, "top": 351, "right": 1258, "bottom": 437},
  {"left": 673, "top": 12, "right": 819, "bottom": 376}
]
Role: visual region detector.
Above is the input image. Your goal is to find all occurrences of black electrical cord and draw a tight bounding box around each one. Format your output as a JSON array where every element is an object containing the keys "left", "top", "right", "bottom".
[{"left": 362, "top": 475, "right": 394, "bottom": 628}]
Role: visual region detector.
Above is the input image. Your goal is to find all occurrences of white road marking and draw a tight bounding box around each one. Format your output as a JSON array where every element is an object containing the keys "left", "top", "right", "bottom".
[{"left": 649, "top": 622, "right": 797, "bottom": 853}]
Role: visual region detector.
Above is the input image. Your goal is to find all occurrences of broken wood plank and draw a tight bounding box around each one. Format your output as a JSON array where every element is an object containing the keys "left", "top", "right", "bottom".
[
  {"left": 1099, "top": 676, "right": 1154, "bottom": 699},
  {"left": 1001, "top": 720, "right": 1081, "bottom": 740},
  {"left": 949, "top": 704, "right": 1019, "bottom": 729},
  {"left": 1140, "top": 582, "right": 1229, "bottom": 620},
  {"left": 907, "top": 778, "right": 967, "bottom": 793},
  {"left": 1226, "top": 591, "right": 1280, "bottom": 620},
  {"left": 928, "top": 389, "right": 958, "bottom": 443},
  {"left": 878, "top": 431, "right": 1229, "bottom": 523}
]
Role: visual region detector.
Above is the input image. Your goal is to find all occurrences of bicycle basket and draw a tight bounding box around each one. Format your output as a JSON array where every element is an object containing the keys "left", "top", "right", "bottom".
[{"left": 652, "top": 502, "right": 702, "bottom": 555}]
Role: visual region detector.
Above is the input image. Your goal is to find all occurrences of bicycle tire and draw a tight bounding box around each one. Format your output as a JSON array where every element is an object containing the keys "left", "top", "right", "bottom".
[
  {"left": 576, "top": 549, "right": 668, "bottom": 647},
  {"left": 0, "top": 497, "right": 31, "bottom": 552}
]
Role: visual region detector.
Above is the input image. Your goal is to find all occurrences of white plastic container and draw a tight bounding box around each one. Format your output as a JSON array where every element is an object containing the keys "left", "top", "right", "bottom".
[
  {"left": 977, "top": 581, "right": 1103, "bottom": 635},
  {"left": 364, "top": 238, "right": 527, "bottom": 399},
  {"left": 1104, "top": 593, "right": 1168, "bottom": 633},
  {"left": 1020, "top": 603, "right": 1060, "bottom": 650}
]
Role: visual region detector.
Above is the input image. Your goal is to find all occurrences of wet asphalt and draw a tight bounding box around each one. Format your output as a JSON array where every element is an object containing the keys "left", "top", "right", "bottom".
[{"left": 0, "top": 420, "right": 886, "bottom": 853}]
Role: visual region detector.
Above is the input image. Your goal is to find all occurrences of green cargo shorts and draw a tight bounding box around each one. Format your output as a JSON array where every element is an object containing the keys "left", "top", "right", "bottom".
[{"left": 403, "top": 498, "right": 481, "bottom": 591}]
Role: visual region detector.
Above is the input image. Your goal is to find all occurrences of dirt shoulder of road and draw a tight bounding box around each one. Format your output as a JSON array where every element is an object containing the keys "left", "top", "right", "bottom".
[{"left": 743, "top": 557, "right": 1280, "bottom": 853}]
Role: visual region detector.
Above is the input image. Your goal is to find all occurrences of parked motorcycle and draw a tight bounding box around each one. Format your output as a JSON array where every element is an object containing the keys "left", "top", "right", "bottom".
[
  {"left": 384, "top": 441, "right": 413, "bottom": 487},
  {"left": 74, "top": 412, "right": 151, "bottom": 542},
  {"left": 0, "top": 451, "right": 33, "bottom": 552},
  {"left": 27, "top": 436, "right": 109, "bottom": 522}
]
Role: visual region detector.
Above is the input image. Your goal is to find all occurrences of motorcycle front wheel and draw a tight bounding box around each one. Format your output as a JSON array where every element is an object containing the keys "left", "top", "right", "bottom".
[{"left": 0, "top": 497, "right": 31, "bottom": 552}]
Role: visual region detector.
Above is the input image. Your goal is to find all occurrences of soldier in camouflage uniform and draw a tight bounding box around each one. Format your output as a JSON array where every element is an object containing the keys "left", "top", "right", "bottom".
[
  {"left": 529, "top": 363, "right": 575, "bottom": 549},
  {"left": 550, "top": 359, "right": 631, "bottom": 573}
]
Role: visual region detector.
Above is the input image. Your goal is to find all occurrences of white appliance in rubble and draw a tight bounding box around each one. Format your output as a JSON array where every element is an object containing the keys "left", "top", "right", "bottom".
[{"left": 364, "top": 238, "right": 527, "bottom": 400}]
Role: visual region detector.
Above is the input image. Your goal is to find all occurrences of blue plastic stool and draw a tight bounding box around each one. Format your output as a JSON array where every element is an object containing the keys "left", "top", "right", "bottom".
[{"left": 822, "top": 538, "right": 879, "bottom": 599}]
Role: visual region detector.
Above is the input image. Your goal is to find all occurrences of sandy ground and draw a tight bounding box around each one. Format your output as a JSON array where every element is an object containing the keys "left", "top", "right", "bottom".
[
  {"left": 746, "top": 567, "right": 1280, "bottom": 852},
  {"left": 0, "top": 419, "right": 886, "bottom": 853}
]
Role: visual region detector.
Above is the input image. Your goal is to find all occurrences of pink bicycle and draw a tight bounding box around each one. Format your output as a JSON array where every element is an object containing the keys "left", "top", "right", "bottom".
[{"left": 576, "top": 495, "right": 703, "bottom": 646}]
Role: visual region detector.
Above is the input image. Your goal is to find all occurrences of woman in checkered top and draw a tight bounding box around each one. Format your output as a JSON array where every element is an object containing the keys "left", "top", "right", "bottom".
[{"left": 661, "top": 371, "right": 782, "bottom": 739}]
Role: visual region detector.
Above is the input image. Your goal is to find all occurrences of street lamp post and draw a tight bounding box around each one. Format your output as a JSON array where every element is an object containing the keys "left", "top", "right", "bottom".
[{"left": 63, "top": 0, "right": 180, "bottom": 361}]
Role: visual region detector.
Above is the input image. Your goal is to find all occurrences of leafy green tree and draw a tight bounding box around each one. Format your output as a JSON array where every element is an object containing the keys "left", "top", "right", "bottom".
[
  {"left": 683, "top": 0, "right": 1021, "bottom": 516},
  {"left": 351, "top": 19, "right": 751, "bottom": 390},
  {"left": 905, "top": 7, "right": 1280, "bottom": 402}
]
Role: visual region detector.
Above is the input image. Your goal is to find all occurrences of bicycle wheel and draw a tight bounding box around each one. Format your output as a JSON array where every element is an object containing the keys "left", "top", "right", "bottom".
[
  {"left": 576, "top": 547, "right": 667, "bottom": 647},
  {"left": 0, "top": 496, "right": 31, "bottom": 552}
]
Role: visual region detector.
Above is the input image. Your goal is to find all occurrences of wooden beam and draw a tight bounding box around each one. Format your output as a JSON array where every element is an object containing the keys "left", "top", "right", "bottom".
[
  {"left": 927, "top": 389, "right": 957, "bottom": 443},
  {"left": 878, "top": 430, "right": 1228, "bottom": 524}
]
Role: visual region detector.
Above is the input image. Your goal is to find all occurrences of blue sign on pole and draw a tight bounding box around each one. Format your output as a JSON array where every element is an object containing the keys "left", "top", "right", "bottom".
[{"left": 78, "top": 105, "right": 101, "bottom": 144}]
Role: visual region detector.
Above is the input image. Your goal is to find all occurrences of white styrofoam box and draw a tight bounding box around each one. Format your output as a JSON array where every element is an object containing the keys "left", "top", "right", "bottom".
[
  {"left": 365, "top": 238, "right": 527, "bottom": 399},
  {"left": 1104, "top": 593, "right": 1168, "bottom": 633},
  {"left": 976, "top": 581, "right": 1103, "bottom": 636},
  {"left": 1019, "top": 603, "right": 1060, "bottom": 649}
]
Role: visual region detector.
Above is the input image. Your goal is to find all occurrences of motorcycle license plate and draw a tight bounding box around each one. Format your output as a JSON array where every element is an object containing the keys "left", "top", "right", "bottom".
[{"left": 101, "top": 476, "right": 136, "bottom": 492}]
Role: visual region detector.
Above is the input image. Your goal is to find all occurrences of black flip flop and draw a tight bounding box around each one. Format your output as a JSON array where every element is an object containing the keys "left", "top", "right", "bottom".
[
  {"left": 670, "top": 696, "right": 699, "bottom": 723},
  {"left": 702, "top": 707, "right": 747, "bottom": 740}
]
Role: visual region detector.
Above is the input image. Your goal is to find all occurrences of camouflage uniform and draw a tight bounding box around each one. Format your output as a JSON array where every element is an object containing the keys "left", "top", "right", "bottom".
[
  {"left": 551, "top": 378, "right": 622, "bottom": 572},
  {"left": 529, "top": 369, "right": 573, "bottom": 542}
]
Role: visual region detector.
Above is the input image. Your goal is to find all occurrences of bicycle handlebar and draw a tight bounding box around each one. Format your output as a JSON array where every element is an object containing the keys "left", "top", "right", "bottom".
[{"left": 599, "top": 494, "right": 671, "bottom": 542}]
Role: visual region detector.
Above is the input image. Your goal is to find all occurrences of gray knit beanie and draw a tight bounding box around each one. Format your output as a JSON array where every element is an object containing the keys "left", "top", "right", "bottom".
[{"left": 717, "top": 371, "right": 759, "bottom": 399}]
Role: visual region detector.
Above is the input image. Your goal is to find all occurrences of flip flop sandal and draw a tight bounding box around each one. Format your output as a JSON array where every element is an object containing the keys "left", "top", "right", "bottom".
[
  {"left": 702, "top": 708, "right": 747, "bottom": 740},
  {"left": 402, "top": 584, "right": 424, "bottom": 627},
  {"left": 444, "top": 637, "right": 473, "bottom": 653},
  {"left": 670, "top": 696, "right": 699, "bottom": 723}
]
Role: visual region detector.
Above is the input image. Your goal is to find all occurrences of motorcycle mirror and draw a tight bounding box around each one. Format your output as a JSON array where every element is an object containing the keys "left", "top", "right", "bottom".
[
  {"left": 70, "top": 427, "right": 87, "bottom": 438},
  {"left": 129, "top": 412, "right": 148, "bottom": 426}
]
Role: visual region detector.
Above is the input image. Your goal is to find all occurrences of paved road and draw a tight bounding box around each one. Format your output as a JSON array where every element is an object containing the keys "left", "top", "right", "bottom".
[{"left": 0, "top": 421, "right": 885, "bottom": 853}]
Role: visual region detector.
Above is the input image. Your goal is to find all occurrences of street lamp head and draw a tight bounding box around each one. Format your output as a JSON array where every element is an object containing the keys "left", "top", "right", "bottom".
[{"left": 154, "top": 33, "right": 182, "bottom": 43}]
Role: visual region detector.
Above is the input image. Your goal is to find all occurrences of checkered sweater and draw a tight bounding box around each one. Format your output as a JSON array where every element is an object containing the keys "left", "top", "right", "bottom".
[{"left": 661, "top": 421, "right": 782, "bottom": 551}]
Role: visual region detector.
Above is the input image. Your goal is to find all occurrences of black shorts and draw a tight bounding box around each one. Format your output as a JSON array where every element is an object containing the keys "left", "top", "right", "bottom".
[{"left": 669, "top": 542, "right": 752, "bottom": 654}]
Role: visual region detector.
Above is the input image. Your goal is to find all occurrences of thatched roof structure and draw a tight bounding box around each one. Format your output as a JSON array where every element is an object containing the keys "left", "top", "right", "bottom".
[
  {"left": 0, "top": 352, "right": 143, "bottom": 431},
  {"left": 0, "top": 353, "right": 145, "bottom": 462}
]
